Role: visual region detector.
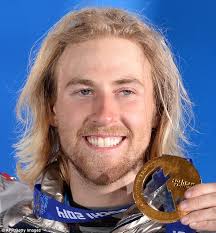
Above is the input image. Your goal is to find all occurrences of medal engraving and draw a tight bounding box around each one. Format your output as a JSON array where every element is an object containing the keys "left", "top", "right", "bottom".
[{"left": 133, "top": 155, "right": 201, "bottom": 223}]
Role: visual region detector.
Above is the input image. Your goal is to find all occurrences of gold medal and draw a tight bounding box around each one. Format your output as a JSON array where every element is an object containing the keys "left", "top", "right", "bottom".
[{"left": 133, "top": 155, "right": 201, "bottom": 223}]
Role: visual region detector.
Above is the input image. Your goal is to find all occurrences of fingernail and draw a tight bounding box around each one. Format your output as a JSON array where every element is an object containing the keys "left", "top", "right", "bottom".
[
  {"left": 179, "top": 201, "right": 188, "bottom": 211},
  {"left": 181, "top": 216, "right": 189, "bottom": 225},
  {"left": 185, "top": 191, "right": 192, "bottom": 198},
  {"left": 190, "top": 222, "right": 197, "bottom": 228}
]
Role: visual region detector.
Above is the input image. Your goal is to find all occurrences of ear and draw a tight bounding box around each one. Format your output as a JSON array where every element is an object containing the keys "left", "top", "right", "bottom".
[{"left": 49, "top": 104, "right": 58, "bottom": 127}]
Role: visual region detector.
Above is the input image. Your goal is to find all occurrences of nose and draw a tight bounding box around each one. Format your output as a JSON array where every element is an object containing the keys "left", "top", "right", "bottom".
[{"left": 88, "top": 94, "right": 119, "bottom": 126}]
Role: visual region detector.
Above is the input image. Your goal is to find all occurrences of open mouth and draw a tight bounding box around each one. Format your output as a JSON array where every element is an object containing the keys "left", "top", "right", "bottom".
[{"left": 84, "top": 136, "right": 127, "bottom": 148}]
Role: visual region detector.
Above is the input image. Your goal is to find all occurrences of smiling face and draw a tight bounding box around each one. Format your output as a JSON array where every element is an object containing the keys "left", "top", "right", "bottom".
[{"left": 53, "top": 37, "right": 157, "bottom": 185}]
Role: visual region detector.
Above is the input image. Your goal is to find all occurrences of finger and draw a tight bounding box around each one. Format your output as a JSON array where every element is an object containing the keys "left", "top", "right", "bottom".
[
  {"left": 189, "top": 220, "right": 216, "bottom": 232},
  {"left": 185, "top": 183, "right": 216, "bottom": 198},
  {"left": 179, "top": 192, "right": 216, "bottom": 212},
  {"left": 180, "top": 208, "right": 216, "bottom": 225}
]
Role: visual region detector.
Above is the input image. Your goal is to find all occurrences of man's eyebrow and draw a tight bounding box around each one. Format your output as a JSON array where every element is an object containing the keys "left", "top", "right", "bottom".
[
  {"left": 65, "top": 76, "right": 145, "bottom": 88},
  {"left": 112, "top": 77, "right": 144, "bottom": 87},
  {"left": 65, "top": 77, "right": 95, "bottom": 88}
]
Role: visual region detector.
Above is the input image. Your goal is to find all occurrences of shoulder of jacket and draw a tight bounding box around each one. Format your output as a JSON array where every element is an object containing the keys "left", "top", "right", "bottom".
[
  {"left": 0, "top": 199, "right": 32, "bottom": 229},
  {"left": 0, "top": 199, "right": 70, "bottom": 232},
  {"left": 0, "top": 161, "right": 70, "bottom": 232}
]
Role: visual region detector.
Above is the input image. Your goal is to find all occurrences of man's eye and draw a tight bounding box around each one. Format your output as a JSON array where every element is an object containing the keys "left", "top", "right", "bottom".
[
  {"left": 78, "top": 89, "right": 94, "bottom": 96},
  {"left": 120, "top": 90, "right": 135, "bottom": 96}
]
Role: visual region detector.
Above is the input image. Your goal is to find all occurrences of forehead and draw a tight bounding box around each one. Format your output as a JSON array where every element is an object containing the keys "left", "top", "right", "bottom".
[{"left": 55, "top": 37, "right": 152, "bottom": 85}]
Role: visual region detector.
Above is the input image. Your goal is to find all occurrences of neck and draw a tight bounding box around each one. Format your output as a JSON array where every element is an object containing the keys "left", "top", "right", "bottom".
[{"left": 68, "top": 162, "right": 142, "bottom": 209}]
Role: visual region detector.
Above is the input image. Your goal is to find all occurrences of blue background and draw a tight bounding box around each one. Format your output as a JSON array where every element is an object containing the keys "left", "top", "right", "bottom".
[{"left": 0, "top": 0, "right": 215, "bottom": 182}]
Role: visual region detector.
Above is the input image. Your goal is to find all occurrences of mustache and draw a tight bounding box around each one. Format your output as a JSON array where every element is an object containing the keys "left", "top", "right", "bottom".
[{"left": 78, "top": 125, "right": 131, "bottom": 137}]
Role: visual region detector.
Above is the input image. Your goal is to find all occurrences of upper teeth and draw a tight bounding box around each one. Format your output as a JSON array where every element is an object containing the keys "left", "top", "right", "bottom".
[{"left": 86, "top": 136, "right": 123, "bottom": 147}]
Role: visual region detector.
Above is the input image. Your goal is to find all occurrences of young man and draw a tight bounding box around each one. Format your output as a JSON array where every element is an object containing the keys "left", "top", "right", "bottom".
[{"left": 1, "top": 7, "right": 216, "bottom": 233}]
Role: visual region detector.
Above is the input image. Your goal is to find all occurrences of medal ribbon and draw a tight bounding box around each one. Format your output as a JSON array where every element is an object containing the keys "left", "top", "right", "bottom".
[
  {"left": 33, "top": 184, "right": 130, "bottom": 223},
  {"left": 166, "top": 221, "right": 195, "bottom": 233}
]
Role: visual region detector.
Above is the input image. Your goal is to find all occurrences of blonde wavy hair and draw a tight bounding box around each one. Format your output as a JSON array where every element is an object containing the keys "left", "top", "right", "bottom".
[{"left": 15, "top": 8, "right": 192, "bottom": 187}]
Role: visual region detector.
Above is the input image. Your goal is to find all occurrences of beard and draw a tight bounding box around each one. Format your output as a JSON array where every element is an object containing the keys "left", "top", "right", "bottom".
[
  {"left": 64, "top": 146, "right": 145, "bottom": 185},
  {"left": 59, "top": 125, "right": 151, "bottom": 186}
]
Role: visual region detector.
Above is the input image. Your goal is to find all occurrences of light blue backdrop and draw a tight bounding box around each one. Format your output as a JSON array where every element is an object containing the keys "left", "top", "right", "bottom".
[{"left": 0, "top": 0, "right": 215, "bottom": 182}]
